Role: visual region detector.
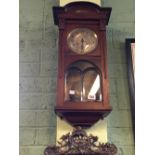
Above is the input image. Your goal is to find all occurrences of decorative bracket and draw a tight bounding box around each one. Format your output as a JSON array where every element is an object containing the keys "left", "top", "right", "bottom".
[{"left": 44, "top": 127, "right": 117, "bottom": 155}]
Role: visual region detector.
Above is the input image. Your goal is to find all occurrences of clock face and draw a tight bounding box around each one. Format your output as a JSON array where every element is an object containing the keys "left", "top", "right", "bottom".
[{"left": 67, "top": 28, "right": 98, "bottom": 54}]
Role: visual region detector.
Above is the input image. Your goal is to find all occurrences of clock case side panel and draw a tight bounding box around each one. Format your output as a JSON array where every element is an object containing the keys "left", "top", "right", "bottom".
[
  {"left": 100, "top": 30, "right": 111, "bottom": 110},
  {"left": 56, "top": 28, "right": 65, "bottom": 108}
]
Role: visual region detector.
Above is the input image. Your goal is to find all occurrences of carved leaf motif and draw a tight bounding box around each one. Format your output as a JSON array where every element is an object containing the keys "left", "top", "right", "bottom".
[{"left": 44, "top": 127, "right": 117, "bottom": 155}]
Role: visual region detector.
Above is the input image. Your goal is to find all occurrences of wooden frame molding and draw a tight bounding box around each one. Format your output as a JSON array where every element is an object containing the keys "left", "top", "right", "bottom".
[{"left": 126, "top": 38, "right": 135, "bottom": 138}]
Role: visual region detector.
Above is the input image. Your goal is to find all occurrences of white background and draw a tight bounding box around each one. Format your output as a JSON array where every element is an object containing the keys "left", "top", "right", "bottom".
[
  {"left": 1, "top": 0, "right": 155, "bottom": 154},
  {"left": 135, "top": 0, "right": 155, "bottom": 154}
]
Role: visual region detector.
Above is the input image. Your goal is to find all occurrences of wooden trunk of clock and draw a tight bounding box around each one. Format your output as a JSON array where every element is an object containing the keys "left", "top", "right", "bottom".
[{"left": 53, "top": 2, "right": 112, "bottom": 127}]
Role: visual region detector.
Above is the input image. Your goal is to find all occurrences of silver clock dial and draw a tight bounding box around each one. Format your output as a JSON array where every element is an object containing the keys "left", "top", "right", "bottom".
[{"left": 67, "top": 28, "right": 98, "bottom": 54}]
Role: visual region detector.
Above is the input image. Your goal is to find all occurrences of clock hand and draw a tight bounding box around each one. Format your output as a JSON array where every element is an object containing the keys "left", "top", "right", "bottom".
[{"left": 81, "top": 38, "right": 84, "bottom": 53}]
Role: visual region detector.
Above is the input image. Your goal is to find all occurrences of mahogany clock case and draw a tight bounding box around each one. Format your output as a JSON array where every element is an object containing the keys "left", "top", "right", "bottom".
[{"left": 53, "top": 2, "right": 112, "bottom": 127}]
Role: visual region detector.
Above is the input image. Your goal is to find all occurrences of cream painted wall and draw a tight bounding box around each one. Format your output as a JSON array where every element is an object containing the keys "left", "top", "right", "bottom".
[
  {"left": 59, "top": 0, "right": 101, "bottom": 6},
  {"left": 56, "top": 117, "right": 107, "bottom": 143}
]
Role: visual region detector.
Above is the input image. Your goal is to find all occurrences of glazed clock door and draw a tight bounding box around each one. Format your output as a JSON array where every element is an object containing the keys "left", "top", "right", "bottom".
[{"left": 65, "top": 60, "right": 102, "bottom": 103}]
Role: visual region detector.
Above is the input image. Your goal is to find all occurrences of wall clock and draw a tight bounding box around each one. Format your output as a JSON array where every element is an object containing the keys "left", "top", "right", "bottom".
[{"left": 53, "top": 2, "right": 112, "bottom": 127}]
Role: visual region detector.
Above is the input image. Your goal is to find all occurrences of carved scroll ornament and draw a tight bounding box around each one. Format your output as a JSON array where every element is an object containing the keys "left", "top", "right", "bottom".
[{"left": 44, "top": 127, "right": 117, "bottom": 155}]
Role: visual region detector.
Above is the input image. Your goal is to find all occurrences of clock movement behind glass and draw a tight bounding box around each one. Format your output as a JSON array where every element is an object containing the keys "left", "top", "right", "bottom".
[{"left": 53, "top": 2, "right": 112, "bottom": 127}]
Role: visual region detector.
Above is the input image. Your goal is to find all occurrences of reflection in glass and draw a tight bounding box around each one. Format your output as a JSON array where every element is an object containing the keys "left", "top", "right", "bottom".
[
  {"left": 65, "top": 67, "right": 82, "bottom": 102},
  {"left": 65, "top": 61, "right": 102, "bottom": 102},
  {"left": 83, "top": 69, "right": 101, "bottom": 101}
]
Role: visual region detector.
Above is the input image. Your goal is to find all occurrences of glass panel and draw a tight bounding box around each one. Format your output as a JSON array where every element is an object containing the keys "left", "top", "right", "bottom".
[
  {"left": 65, "top": 60, "right": 102, "bottom": 102},
  {"left": 65, "top": 67, "right": 82, "bottom": 102},
  {"left": 83, "top": 69, "right": 102, "bottom": 102}
]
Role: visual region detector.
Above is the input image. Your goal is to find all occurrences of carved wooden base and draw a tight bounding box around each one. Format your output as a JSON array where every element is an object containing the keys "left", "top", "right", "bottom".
[{"left": 44, "top": 127, "right": 117, "bottom": 155}]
